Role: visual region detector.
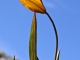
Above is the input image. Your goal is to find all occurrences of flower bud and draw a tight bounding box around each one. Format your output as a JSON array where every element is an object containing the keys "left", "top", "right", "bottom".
[{"left": 20, "top": 0, "right": 46, "bottom": 14}]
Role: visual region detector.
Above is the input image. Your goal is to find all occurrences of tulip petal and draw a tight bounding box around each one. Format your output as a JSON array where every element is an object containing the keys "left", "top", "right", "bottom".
[{"left": 32, "top": 0, "right": 46, "bottom": 10}]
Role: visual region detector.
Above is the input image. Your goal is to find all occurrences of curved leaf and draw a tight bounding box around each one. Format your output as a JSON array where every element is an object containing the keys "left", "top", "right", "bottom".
[{"left": 56, "top": 50, "right": 60, "bottom": 60}]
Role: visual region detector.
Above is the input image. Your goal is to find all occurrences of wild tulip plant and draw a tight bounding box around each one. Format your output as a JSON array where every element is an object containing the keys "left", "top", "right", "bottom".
[{"left": 13, "top": 0, "right": 61, "bottom": 60}]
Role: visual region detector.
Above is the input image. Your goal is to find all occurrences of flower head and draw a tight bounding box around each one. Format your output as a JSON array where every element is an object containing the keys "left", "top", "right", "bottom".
[{"left": 20, "top": 0, "right": 46, "bottom": 14}]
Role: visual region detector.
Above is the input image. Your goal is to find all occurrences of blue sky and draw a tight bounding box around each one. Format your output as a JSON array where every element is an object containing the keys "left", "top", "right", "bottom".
[{"left": 0, "top": 0, "right": 80, "bottom": 60}]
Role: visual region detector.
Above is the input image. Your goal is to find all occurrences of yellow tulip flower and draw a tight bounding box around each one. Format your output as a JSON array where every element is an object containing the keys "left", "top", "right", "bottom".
[{"left": 20, "top": 0, "right": 46, "bottom": 14}]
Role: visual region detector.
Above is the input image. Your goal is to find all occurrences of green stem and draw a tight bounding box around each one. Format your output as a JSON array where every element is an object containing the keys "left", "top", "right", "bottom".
[{"left": 45, "top": 12, "right": 58, "bottom": 60}]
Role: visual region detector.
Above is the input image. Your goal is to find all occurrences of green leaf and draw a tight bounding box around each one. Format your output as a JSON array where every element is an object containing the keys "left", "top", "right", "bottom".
[
  {"left": 56, "top": 50, "right": 60, "bottom": 60},
  {"left": 29, "top": 13, "right": 39, "bottom": 60},
  {"left": 13, "top": 55, "right": 15, "bottom": 60}
]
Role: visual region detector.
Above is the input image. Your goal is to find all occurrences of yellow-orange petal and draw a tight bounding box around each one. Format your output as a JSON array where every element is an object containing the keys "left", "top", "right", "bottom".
[{"left": 20, "top": 0, "right": 46, "bottom": 14}]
